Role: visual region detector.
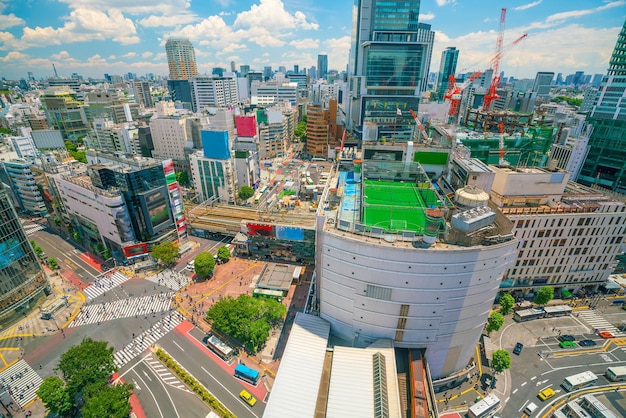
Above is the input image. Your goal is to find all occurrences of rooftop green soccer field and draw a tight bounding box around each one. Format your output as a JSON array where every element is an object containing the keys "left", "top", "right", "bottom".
[{"left": 361, "top": 179, "right": 441, "bottom": 233}]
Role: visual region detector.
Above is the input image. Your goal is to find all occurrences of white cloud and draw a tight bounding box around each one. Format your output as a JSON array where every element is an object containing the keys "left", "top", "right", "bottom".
[
  {"left": 51, "top": 51, "right": 72, "bottom": 60},
  {"left": 122, "top": 52, "right": 137, "bottom": 59},
  {"left": 0, "top": 13, "right": 24, "bottom": 30},
  {"left": 289, "top": 38, "right": 319, "bottom": 49},
  {"left": 58, "top": 0, "right": 192, "bottom": 16},
  {"left": 435, "top": 0, "right": 455, "bottom": 6},
  {"left": 234, "top": 0, "right": 318, "bottom": 31},
  {"left": 419, "top": 13, "right": 435, "bottom": 21},
  {"left": 138, "top": 13, "right": 197, "bottom": 28},
  {"left": 513, "top": 1, "right": 542, "bottom": 12},
  {"left": 141, "top": 51, "right": 153, "bottom": 58},
  {"left": 0, "top": 50, "right": 28, "bottom": 62},
  {"left": 546, "top": 1, "right": 625, "bottom": 23},
  {"left": 152, "top": 52, "right": 166, "bottom": 61}
]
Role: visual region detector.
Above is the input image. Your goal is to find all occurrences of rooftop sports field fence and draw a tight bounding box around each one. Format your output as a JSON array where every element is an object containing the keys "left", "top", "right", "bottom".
[{"left": 361, "top": 180, "right": 442, "bottom": 233}]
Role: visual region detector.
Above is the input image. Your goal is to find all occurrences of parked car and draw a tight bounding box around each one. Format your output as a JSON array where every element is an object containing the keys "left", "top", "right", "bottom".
[
  {"left": 599, "top": 331, "right": 615, "bottom": 339},
  {"left": 513, "top": 342, "right": 524, "bottom": 355},
  {"left": 538, "top": 387, "right": 556, "bottom": 401},
  {"left": 559, "top": 341, "right": 577, "bottom": 348},
  {"left": 578, "top": 339, "right": 597, "bottom": 347},
  {"left": 558, "top": 334, "right": 575, "bottom": 342}
]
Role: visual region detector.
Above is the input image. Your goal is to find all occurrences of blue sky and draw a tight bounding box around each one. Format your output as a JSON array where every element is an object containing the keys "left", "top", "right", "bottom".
[{"left": 0, "top": 0, "right": 624, "bottom": 81}]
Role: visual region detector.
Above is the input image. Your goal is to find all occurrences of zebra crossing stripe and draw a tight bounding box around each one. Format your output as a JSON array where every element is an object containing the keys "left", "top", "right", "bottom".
[
  {"left": 82, "top": 271, "right": 132, "bottom": 301},
  {"left": 0, "top": 360, "right": 43, "bottom": 408}
]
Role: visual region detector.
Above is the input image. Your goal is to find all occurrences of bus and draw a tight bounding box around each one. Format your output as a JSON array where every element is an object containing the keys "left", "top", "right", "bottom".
[
  {"left": 205, "top": 334, "right": 235, "bottom": 362},
  {"left": 234, "top": 363, "right": 260, "bottom": 385},
  {"left": 513, "top": 308, "right": 545, "bottom": 322},
  {"left": 253, "top": 288, "right": 284, "bottom": 301},
  {"left": 468, "top": 394, "right": 500, "bottom": 418},
  {"left": 254, "top": 193, "right": 262, "bottom": 204},
  {"left": 606, "top": 366, "right": 626, "bottom": 382},
  {"left": 40, "top": 298, "right": 67, "bottom": 320},
  {"left": 563, "top": 371, "right": 598, "bottom": 392},
  {"left": 259, "top": 186, "right": 268, "bottom": 194}
]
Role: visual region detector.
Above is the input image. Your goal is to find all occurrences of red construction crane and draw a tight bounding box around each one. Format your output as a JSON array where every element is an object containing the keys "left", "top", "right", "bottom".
[
  {"left": 444, "top": 32, "right": 527, "bottom": 122},
  {"left": 409, "top": 109, "right": 430, "bottom": 143}
]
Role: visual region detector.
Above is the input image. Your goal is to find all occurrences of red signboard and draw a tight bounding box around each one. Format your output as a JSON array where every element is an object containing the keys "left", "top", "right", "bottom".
[
  {"left": 123, "top": 243, "right": 149, "bottom": 258},
  {"left": 247, "top": 223, "right": 274, "bottom": 237},
  {"left": 236, "top": 116, "right": 257, "bottom": 137}
]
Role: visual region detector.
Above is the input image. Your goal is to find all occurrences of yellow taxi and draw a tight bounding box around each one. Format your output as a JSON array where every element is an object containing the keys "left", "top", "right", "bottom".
[
  {"left": 538, "top": 387, "right": 556, "bottom": 401},
  {"left": 240, "top": 389, "right": 257, "bottom": 406}
]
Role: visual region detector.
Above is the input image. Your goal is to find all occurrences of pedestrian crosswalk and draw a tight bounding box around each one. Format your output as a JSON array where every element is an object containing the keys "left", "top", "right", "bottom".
[
  {"left": 577, "top": 309, "right": 624, "bottom": 336},
  {"left": 82, "top": 271, "right": 131, "bottom": 301},
  {"left": 0, "top": 359, "right": 43, "bottom": 409},
  {"left": 68, "top": 293, "right": 175, "bottom": 328},
  {"left": 113, "top": 311, "right": 185, "bottom": 368},
  {"left": 145, "top": 268, "right": 192, "bottom": 291},
  {"left": 144, "top": 354, "right": 190, "bottom": 391},
  {"left": 21, "top": 222, "right": 45, "bottom": 235}
]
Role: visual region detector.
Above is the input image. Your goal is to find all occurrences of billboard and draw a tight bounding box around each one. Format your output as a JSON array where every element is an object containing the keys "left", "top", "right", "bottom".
[
  {"left": 247, "top": 223, "right": 274, "bottom": 237},
  {"left": 123, "top": 243, "right": 149, "bottom": 259},
  {"left": 275, "top": 226, "right": 304, "bottom": 241},
  {"left": 201, "top": 130, "right": 230, "bottom": 159},
  {"left": 236, "top": 115, "right": 257, "bottom": 137}
]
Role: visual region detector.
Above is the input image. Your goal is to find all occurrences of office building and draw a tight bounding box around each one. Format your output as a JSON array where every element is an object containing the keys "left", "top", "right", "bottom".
[
  {"left": 578, "top": 21, "right": 626, "bottom": 193},
  {"left": 0, "top": 159, "right": 47, "bottom": 216},
  {"left": 347, "top": 0, "right": 434, "bottom": 140},
  {"left": 317, "top": 54, "right": 328, "bottom": 80},
  {"left": 40, "top": 87, "right": 90, "bottom": 141},
  {"left": 0, "top": 187, "right": 48, "bottom": 327},
  {"left": 192, "top": 76, "right": 239, "bottom": 110},
  {"left": 532, "top": 72, "right": 554, "bottom": 99},
  {"left": 133, "top": 81, "right": 154, "bottom": 108},
  {"left": 436, "top": 47, "right": 459, "bottom": 101},
  {"left": 166, "top": 80, "right": 195, "bottom": 111},
  {"left": 165, "top": 38, "right": 197, "bottom": 81},
  {"left": 305, "top": 104, "right": 329, "bottom": 157},
  {"left": 189, "top": 131, "right": 236, "bottom": 204},
  {"left": 251, "top": 81, "right": 298, "bottom": 107}
]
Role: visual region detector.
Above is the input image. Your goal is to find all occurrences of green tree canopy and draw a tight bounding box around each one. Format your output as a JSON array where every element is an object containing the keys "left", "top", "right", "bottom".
[
  {"left": 238, "top": 186, "right": 255, "bottom": 200},
  {"left": 491, "top": 349, "right": 511, "bottom": 373},
  {"left": 194, "top": 251, "right": 216, "bottom": 277},
  {"left": 486, "top": 311, "right": 504, "bottom": 335},
  {"left": 151, "top": 242, "right": 179, "bottom": 265},
  {"left": 175, "top": 172, "right": 190, "bottom": 187},
  {"left": 70, "top": 150, "right": 87, "bottom": 163},
  {"left": 48, "top": 258, "right": 59, "bottom": 269},
  {"left": 534, "top": 286, "right": 554, "bottom": 306},
  {"left": 206, "top": 294, "right": 287, "bottom": 352},
  {"left": 64, "top": 141, "right": 78, "bottom": 152},
  {"left": 294, "top": 121, "right": 307, "bottom": 141},
  {"left": 499, "top": 294, "right": 515, "bottom": 315},
  {"left": 217, "top": 245, "right": 231, "bottom": 264},
  {"left": 58, "top": 338, "right": 117, "bottom": 398},
  {"left": 81, "top": 382, "right": 133, "bottom": 418},
  {"left": 37, "top": 375, "right": 73, "bottom": 415}
]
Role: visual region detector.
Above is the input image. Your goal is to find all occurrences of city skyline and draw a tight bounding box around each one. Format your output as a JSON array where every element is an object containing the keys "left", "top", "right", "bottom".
[{"left": 0, "top": 0, "right": 624, "bottom": 81}]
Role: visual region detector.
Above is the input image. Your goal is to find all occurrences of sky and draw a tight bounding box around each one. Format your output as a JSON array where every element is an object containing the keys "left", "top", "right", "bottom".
[{"left": 0, "top": 0, "right": 624, "bottom": 81}]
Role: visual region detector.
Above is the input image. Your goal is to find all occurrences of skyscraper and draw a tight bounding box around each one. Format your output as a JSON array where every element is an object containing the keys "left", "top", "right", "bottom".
[
  {"left": 133, "top": 80, "right": 154, "bottom": 108},
  {"left": 435, "top": 47, "right": 459, "bottom": 100},
  {"left": 165, "top": 38, "right": 197, "bottom": 81},
  {"left": 317, "top": 54, "right": 328, "bottom": 80},
  {"left": 578, "top": 20, "right": 626, "bottom": 193},
  {"left": 532, "top": 71, "right": 554, "bottom": 98},
  {"left": 0, "top": 187, "right": 48, "bottom": 327},
  {"left": 347, "top": 0, "right": 434, "bottom": 140}
]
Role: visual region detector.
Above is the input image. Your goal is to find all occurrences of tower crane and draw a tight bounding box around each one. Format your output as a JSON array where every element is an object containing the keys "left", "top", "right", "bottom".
[
  {"left": 409, "top": 109, "right": 431, "bottom": 144},
  {"left": 444, "top": 32, "right": 527, "bottom": 123}
]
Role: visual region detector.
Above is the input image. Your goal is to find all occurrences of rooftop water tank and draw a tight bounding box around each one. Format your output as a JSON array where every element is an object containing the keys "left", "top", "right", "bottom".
[{"left": 455, "top": 186, "right": 489, "bottom": 208}]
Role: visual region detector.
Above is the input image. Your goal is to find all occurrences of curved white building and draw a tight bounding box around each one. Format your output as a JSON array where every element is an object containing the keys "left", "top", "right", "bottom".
[{"left": 315, "top": 157, "right": 517, "bottom": 379}]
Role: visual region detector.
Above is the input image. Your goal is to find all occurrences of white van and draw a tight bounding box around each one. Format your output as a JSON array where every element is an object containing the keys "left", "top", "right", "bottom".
[
  {"left": 186, "top": 260, "right": 195, "bottom": 270},
  {"left": 523, "top": 401, "right": 538, "bottom": 415}
]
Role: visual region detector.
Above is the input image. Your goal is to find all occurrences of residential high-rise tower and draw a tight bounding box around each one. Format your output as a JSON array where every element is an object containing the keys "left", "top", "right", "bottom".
[
  {"left": 347, "top": 0, "right": 434, "bottom": 141},
  {"left": 165, "top": 38, "right": 198, "bottom": 81}
]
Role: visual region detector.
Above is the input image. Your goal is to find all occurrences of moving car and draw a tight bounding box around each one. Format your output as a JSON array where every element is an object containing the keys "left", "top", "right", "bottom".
[
  {"left": 599, "top": 331, "right": 615, "bottom": 339},
  {"left": 578, "top": 339, "right": 597, "bottom": 347},
  {"left": 513, "top": 342, "right": 524, "bottom": 355},
  {"left": 239, "top": 389, "right": 257, "bottom": 406},
  {"left": 557, "top": 334, "right": 575, "bottom": 342},
  {"left": 559, "top": 341, "right": 577, "bottom": 348},
  {"left": 538, "top": 387, "right": 556, "bottom": 401}
]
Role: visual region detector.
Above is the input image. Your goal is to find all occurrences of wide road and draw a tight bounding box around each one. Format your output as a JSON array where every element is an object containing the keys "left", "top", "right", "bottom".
[
  {"left": 159, "top": 328, "right": 265, "bottom": 418},
  {"left": 120, "top": 353, "right": 212, "bottom": 418}
]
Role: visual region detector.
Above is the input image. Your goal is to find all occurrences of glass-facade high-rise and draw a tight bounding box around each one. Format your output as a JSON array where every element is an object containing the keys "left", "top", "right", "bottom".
[
  {"left": 317, "top": 54, "right": 328, "bottom": 80},
  {"left": 578, "top": 20, "right": 626, "bottom": 193},
  {"left": 436, "top": 46, "right": 459, "bottom": 101},
  {"left": 348, "top": 0, "right": 434, "bottom": 141},
  {"left": 0, "top": 188, "right": 48, "bottom": 326}
]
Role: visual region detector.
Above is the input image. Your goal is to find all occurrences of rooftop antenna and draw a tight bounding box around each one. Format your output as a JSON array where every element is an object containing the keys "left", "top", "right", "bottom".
[{"left": 52, "top": 63, "right": 59, "bottom": 78}]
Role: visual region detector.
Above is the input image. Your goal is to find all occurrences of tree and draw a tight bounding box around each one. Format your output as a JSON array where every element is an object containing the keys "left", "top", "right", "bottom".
[
  {"left": 37, "top": 375, "right": 73, "bottom": 415},
  {"left": 64, "top": 141, "right": 77, "bottom": 153},
  {"left": 71, "top": 150, "right": 87, "bottom": 163},
  {"left": 491, "top": 349, "right": 511, "bottom": 373},
  {"left": 294, "top": 121, "right": 307, "bottom": 141},
  {"left": 81, "top": 382, "right": 133, "bottom": 418},
  {"left": 48, "top": 258, "right": 59, "bottom": 269},
  {"left": 486, "top": 311, "right": 504, "bottom": 335},
  {"left": 534, "top": 286, "right": 554, "bottom": 306},
  {"left": 58, "top": 338, "right": 117, "bottom": 398},
  {"left": 499, "top": 294, "right": 515, "bottom": 315},
  {"left": 176, "top": 172, "right": 190, "bottom": 186},
  {"left": 238, "top": 186, "right": 255, "bottom": 201},
  {"left": 217, "top": 245, "right": 231, "bottom": 264},
  {"left": 206, "top": 295, "right": 287, "bottom": 352},
  {"left": 194, "top": 252, "right": 215, "bottom": 277},
  {"left": 151, "top": 242, "right": 179, "bottom": 265}
]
